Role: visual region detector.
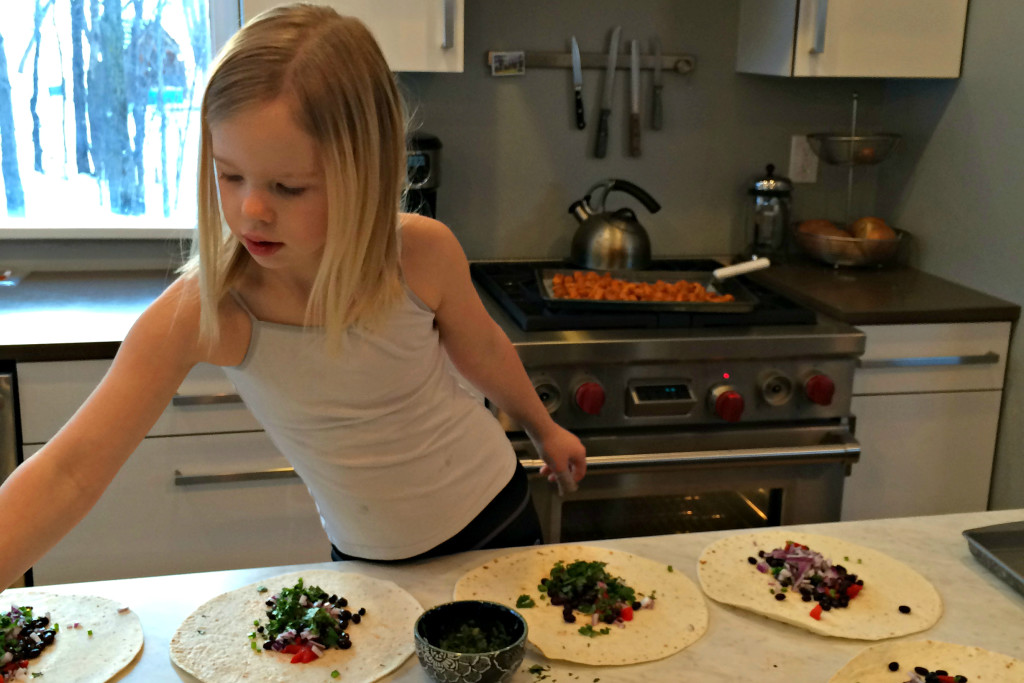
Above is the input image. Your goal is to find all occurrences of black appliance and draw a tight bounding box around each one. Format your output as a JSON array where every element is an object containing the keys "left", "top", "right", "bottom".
[{"left": 405, "top": 133, "right": 441, "bottom": 218}]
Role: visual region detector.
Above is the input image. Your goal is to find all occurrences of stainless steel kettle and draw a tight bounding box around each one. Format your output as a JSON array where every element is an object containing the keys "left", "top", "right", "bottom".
[{"left": 568, "top": 179, "right": 661, "bottom": 270}]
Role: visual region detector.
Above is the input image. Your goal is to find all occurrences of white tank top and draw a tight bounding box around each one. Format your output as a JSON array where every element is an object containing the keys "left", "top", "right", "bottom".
[{"left": 222, "top": 285, "right": 516, "bottom": 560}]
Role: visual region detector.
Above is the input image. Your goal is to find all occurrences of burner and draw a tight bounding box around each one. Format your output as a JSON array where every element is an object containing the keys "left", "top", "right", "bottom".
[{"left": 470, "top": 260, "right": 817, "bottom": 331}]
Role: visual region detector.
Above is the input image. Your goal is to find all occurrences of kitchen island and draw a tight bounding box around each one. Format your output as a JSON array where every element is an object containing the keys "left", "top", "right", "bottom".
[{"left": 5, "top": 509, "right": 1023, "bottom": 682}]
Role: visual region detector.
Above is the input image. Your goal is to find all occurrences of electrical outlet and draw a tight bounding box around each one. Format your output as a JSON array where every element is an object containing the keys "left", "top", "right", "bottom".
[{"left": 788, "top": 134, "right": 818, "bottom": 183}]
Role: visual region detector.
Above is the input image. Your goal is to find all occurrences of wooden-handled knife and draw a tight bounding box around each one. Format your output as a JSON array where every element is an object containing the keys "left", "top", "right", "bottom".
[{"left": 594, "top": 26, "right": 621, "bottom": 158}]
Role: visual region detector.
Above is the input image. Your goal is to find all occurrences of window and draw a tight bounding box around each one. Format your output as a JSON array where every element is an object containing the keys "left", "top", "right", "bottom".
[{"left": 0, "top": 0, "right": 237, "bottom": 238}]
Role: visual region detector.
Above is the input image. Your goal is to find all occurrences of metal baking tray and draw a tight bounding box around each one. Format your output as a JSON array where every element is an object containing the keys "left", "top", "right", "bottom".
[
  {"left": 535, "top": 269, "right": 759, "bottom": 313},
  {"left": 963, "top": 520, "right": 1024, "bottom": 598}
]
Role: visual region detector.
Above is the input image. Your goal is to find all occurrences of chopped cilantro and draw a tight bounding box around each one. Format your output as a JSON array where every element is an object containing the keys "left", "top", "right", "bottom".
[
  {"left": 516, "top": 594, "right": 536, "bottom": 608},
  {"left": 257, "top": 585, "right": 268, "bottom": 593},
  {"left": 541, "top": 560, "right": 637, "bottom": 626},
  {"left": 667, "top": 565, "right": 673, "bottom": 572},
  {"left": 578, "top": 624, "right": 611, "bottom": 637},
  {"left": 87, "top": 630, "right": 93, "bottom": 636},
  {"left": 331, "top": 672, "right": 340, "bottom": 679},
  {"left": 437, "top": 621, "right": 514, "bottom": 653}
]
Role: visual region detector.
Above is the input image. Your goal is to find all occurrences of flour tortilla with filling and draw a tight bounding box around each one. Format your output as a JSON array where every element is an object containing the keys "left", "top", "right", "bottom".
[
  {"left": 454, "top": 545, "right": 708, "bottom": 665},
  {"left": 2, "top": 592, "right": 143, "bottom": 682},
  {"left": 170, "top": 570, "right": 422, "bottom": 683},
  {"left": 828, "top": 639, "right": 1024, "bottom": 682},
  {"left": 697, "top": 531, "right": 942, "bottom": 640}
]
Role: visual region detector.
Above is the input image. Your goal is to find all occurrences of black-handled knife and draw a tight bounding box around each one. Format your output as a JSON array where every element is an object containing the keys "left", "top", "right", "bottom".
[
  {"left": 651, "top": 36, "right": 664, "bottom": 130},
  {"left": 629, "top": 39, "right": 641, "bottom": 157},
  {"left": 571, "top": 36, "right": 585, "bottom": 129},
  {"left": 594, "top": 26, "right": 621, "bottom": 158}
]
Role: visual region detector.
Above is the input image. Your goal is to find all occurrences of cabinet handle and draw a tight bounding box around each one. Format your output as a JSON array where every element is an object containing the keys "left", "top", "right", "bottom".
[
  {"left": 811, "top": 0, "right": 829, "bottom": 54},
  {"left": 172, "top": 393, "right": 243, "bottom": 406},
  {"left": 441, "top": 0, "right": 455, "bottom": 49},
  {"left": 857, "top": 351, "right": 1000, "bottom": 370},
  {"left": 174, "top": 467, "right": 297, "bottom": 486}
]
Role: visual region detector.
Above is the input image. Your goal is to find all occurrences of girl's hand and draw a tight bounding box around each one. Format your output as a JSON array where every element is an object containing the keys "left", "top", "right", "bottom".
[{"left": 534, "top": 424, "right": 587, "bottom": 491}]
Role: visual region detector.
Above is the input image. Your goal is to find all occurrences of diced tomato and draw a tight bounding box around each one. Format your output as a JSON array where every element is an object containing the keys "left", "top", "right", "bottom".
[
  {"left": 619, "top": 606, "right": 634, "bottom": 622},
  {"left": 289, "top": 645, "right": 319, "bottom": 664},
  {"left": 935, "top": 677, "right": 955, "bottom": 683},
  {"left": 809, "top": 604, "right": 822, "bottom": 621},
  {"left": 846, "top": 584, "right": 863, "bottom": 599},
  {"left": 282, "top": 644, "right": 301, "bottom": 655}
]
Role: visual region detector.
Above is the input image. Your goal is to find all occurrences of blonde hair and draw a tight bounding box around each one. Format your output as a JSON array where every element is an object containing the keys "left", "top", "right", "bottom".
[{"left": 184, "top": 3, "right": 406, "bottom": 350}]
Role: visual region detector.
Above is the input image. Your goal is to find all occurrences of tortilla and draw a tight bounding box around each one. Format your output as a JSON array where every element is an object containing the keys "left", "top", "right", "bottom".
[
  {"left": 453, "top": 545, "right": 708, "bottom": 665},
  {"left": 828, "top": 639, "right": 1024, "bottom": 682},
  {"left": 697, "top": 531, "right": 942, "bottom": 640},
  {"left": 1, "top": 592, "right": 143, "bottom": 682},
  {"left": 170, "top": 570, "right": 422, "bottom": 683}
]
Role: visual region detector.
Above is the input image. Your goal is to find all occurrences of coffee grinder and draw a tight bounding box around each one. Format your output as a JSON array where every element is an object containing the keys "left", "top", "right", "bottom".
[{"left": 744, "top": 163, "right": 792, "bottom": 260}]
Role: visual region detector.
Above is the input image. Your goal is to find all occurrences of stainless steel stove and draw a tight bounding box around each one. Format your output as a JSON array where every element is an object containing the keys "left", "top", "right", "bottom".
[{"left": 471, "top": 259, "right": 866, "bottom": 543}]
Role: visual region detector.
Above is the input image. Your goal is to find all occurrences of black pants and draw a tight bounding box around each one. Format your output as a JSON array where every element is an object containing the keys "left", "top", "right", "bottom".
[{"left": 330, "top": 461, "right": 542, "bottom": 563}]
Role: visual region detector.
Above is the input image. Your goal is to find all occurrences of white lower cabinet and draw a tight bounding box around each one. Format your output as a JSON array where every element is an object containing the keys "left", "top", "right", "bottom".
[
  {"left": 841, "top": 322, "right": 1011, "bottom": 521},
  {"left": 18, "top": 360, "right": 329, "bottom": 586}
]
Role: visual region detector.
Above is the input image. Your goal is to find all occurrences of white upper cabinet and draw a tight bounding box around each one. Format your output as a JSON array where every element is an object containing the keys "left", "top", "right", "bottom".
[
  {"left": 241, "top": 0, "right": 464, "bottom": 72},
  {"left": 736, "top": 0, "right": 968, "bottom": 78}
]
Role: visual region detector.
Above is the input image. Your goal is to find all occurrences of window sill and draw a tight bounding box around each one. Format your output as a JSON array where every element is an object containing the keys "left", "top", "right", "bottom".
[{"left": 0, "top": 228, "right": 195, "bottom": 241}]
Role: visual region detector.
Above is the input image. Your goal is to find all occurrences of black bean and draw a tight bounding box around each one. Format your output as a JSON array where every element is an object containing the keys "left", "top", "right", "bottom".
[
  {"left": 821, "top": 604, "right": 832, "bottom": 611},
  {"left": 757, "top": 550, "right": 766, "bottom": 557},
  {"left": 747, "top": 557, "right": 757, "bottom": 564},
  {"left": 631, "top": 601, "right": 641, "bottom": 610},
  {"left": 915, "top": 666, "right": 929, "bottom": 675},
  {"left": 801, "top": 594, "right": 812, "bottom": 602},
  {"left": 834, "top": 564, "right": 846, "bottom": 573},
  {"left": 899, "top": 605, "right": 912, "bottom": 614},
  {"left": 888, "top": 661, "right": 900, "bottom": 672},
  {"left": 256, "top": 626, "right": 264, "bottom": 634},
  {"left": 263, "top": 642, "right": 273, "bottom": 650},
  {"left": 935, "top": 671, "right": 948, "bottom": 677},
  {"left": 265, "top": 600, "right": 274, "bottom": 606},
  {"left": 351, "top": 614, "right": 361, "bottom": 624},
  {"left": 358, "top": 607, "right": 366, "bottom": 616},
  {"left": 340, "top": 640, "right": 352, "bottom": 650},
  {"left": 338, "top": 597, "right": 348, "bottom": 607},
  {"left": 774, "top": 593, "right": 786, "bottom": 601},
  {"left": 328, "top": 595, "right": 338, "bottom": 604},
  {"left": 339, "top": 610, "right": 352, "bottom": 620},
  {"left": 562, "top": 613, "right": 576, "bottom": 623}
]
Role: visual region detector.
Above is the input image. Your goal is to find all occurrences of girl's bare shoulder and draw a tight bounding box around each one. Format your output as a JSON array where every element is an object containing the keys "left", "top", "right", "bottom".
[
  {"left": 398, "top": 213, "right": 468, "bottom": 309},
  {"left": 144, "top": 274, "right": 252, "bottom": 368}
]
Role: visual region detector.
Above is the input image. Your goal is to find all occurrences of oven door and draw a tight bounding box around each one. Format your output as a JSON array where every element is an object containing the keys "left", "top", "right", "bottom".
[{"left": 511, "top": 421, "right": 859, "bottom": 544}]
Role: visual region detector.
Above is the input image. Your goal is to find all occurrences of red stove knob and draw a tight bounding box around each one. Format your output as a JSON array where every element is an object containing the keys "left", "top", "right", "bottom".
[
  {"left": 804, "top": 374, "right": 836, "bottom": 406},
  {"left": 710, "top": 387, "right": 745, "bottom": 422},
  {"left": 574, "top": 382, "right": 606, "bottom": 415}
]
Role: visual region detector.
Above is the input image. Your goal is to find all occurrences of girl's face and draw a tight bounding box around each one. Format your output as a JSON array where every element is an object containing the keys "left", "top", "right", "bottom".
[{"left": 211, "top": 98, "right": 328, "bottom": 279}]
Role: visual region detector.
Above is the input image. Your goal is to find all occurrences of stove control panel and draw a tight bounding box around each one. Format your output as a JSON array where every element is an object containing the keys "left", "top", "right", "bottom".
[{"left": 508, "top": 358, "right": 856, "bottom": 431}]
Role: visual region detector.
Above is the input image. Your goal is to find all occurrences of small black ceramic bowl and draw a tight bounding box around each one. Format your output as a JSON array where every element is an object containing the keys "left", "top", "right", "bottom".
[{"left": 414, "top": 600, "right": 528, "bottom": 683}]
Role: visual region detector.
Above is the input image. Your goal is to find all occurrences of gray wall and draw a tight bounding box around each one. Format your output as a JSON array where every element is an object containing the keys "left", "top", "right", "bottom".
[
  {"left": 402, "top": 0, "right": 886, "bottom": 260},
  {"left": 878, "top": 0, "right": 1024, "bottom": 509}
]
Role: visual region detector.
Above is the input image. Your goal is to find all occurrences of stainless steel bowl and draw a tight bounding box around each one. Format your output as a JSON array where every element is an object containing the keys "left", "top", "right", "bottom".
[
  {"left": 792, "top": 225, "right": 908, "bottom": 268},
  {"left": 806, "top": 133, "right": 901, "bottom": 165}
]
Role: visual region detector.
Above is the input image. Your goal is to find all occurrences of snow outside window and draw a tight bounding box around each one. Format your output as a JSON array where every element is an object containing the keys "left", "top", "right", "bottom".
[{"left": 0, "top": 0, "right": 234, "bottom": 238}]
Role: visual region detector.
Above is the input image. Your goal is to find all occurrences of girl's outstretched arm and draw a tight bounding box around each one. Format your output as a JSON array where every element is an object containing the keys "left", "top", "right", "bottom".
[
  {"left": 0, "top": 276, "right": 215, "bottom": 590},
  {"left": 400, "top": 215, "right": 587, "bottom": 486}
]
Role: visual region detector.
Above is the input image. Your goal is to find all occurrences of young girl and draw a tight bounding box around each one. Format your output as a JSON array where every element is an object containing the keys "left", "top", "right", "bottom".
[{"left": 0, "top": 4, "right": 585, "bottom": 589}]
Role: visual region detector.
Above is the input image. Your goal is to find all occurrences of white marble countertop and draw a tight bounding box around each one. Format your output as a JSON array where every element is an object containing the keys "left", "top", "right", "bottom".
[{"left": 5, "top": 509, "right": 1024, "bottom": 682}]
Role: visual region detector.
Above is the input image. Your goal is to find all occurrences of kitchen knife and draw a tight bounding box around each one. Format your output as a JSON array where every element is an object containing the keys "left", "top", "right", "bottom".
[
  {"left": 571, "top": 36, "right": 585, "bottom": 129},
  {"left": 629, "top": 40, "right": 641, "bottom": 157},
  {"left": 651, "top": 36, "right": 663, "bottom": 130},
  {"left": 594, "top": 25, "right": 621, "bottom": 158}
]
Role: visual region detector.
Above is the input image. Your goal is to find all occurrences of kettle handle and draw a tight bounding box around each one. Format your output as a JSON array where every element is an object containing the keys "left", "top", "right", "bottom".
[{"left": 587, "top": 179, "right": 661, "bottom": 214}]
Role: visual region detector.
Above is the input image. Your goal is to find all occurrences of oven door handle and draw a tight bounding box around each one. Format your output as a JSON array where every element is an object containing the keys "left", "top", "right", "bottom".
[{"left": 513, "top": 435, "right": 860, "bottom": 470}]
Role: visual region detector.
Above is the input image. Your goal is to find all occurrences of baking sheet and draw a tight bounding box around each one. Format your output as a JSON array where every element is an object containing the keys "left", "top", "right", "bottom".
[
  {"left": 963, "top": 520, "right": 1024, "bottom": 598},
  {"left": 536, "top": 268, "right": 759, "bottom": 313}
]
